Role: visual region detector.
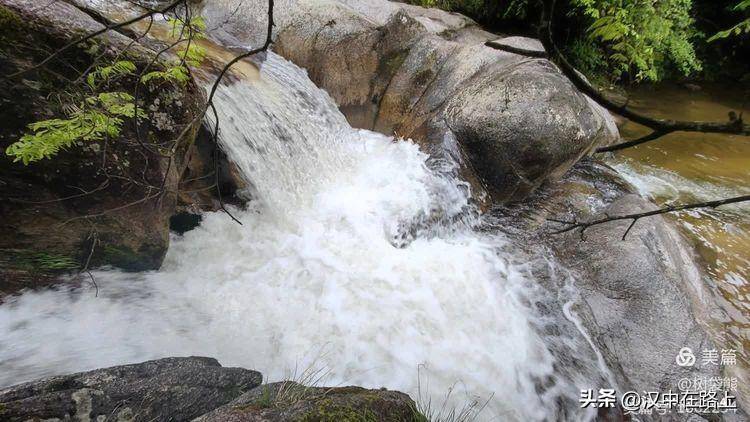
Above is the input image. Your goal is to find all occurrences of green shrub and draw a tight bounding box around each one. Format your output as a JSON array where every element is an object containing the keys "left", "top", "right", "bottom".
[
  {"left": 573, "top": 0, "right": 702, "bottom": 82},
  {"left": 409, "top": 0, "right": 703, "bottom": 83},
  {"left": 5, "top": 11, "right": 207, "bottom": 165}
]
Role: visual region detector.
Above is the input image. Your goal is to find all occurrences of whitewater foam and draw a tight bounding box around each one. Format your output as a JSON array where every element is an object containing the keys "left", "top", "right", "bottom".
[{"left": 0, "top": 46, "right": 599, "bottom": 421}]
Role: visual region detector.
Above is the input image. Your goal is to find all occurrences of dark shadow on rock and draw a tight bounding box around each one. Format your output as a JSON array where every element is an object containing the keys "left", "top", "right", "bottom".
[{"left": 0, "top": 357, "right": 262, "bottom": 422}]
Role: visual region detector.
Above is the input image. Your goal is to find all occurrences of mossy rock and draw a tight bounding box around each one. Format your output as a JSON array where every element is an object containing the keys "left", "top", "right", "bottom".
[
  {"left": 197, "top": 382, "right": 426, "bottom": 422},
  {"left": 0, "top": 0, "right": 206, "bottom": 291},
  {"left": 0, "top": 4, "right": 23, "bottom": 33},
  {"left": 300, "top": 399, "right": 378, "bottom": 422}
]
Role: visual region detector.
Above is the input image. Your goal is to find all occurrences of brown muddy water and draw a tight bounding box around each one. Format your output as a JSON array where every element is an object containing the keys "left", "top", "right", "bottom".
[{"left": 606, "top": 83, "right": 750, "bottom": 397}]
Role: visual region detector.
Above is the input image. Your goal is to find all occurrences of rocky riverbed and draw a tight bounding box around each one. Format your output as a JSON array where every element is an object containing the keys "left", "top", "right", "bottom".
[
  {"left": 0, "top": 357, "right": 420, "bottom": 421},
  {"left": 0, "top": 0, "right": 744, "bottom": 421}
]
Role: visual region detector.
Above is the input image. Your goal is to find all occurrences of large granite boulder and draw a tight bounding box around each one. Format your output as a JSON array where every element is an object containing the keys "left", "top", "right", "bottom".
[
  {"left": 443, "top": 58, "right": 611, "bottom": 201},
  {"left": 0, "top": 357, "right": 263, "bottom": 422},
  {"left": 199, "top": 0, "right": 619, "bottom": 204},
  {"left": 501, "top": 159, "right": 744, "bottom": 420},
  {"left": 0, "top": 0, "right": 205, "bottom": 286},
  {"left": 0, "top": 360, "right": 423, "bottom": 422}
]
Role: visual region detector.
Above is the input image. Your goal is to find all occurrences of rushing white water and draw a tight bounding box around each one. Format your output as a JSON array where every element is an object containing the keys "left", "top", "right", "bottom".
[{"left": 0, "top": 22, "right": 605, "bottom": 419}]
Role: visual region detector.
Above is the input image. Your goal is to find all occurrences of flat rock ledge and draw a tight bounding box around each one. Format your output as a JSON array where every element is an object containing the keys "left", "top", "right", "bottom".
[{"left": 0, "top": 357, "right": 420, "bottom": 422}]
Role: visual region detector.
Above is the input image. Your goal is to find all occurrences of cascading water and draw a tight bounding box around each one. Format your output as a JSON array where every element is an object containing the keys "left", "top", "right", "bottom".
[{"left": 0, "top": 6, "right": 610, "bottom": 420}]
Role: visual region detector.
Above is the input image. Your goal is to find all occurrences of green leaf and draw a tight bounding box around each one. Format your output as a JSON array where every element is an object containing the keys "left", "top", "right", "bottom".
[{"left": 86, "top": 60, "right": 136, "bottom": 88}]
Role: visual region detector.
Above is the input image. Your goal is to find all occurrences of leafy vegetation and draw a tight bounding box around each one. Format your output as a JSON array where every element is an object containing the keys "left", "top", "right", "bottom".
[
  {"left": 5, "top": 11, "right": 207, "bottom": 165},
  {"left": 6, "top": 71, "right": 144, "bottom": 164},
  {"left": 409, "top": 0, "right": 749, "bottom": 83},
  {"left": 710, "top": 0, "right": 750, "bottom": 41},
  {"left": 571, "top": 0, "right": 701, "bottom": 82},
  {"left": 141, "top": 15, "right": 207, "bottom": 84}
]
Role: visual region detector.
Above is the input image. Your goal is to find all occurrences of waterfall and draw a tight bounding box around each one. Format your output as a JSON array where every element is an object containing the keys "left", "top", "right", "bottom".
[{"left": 0, "top": 7, "right": 609, "bottom": 420}]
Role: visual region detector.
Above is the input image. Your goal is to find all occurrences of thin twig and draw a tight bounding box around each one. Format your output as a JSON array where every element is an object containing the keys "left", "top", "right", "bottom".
[
  {"left": 79, "top": 230, "right": 99, "bottom": 296},
  {"left": 6, "top": 0, "right": 185, "bottom": 78},
  {"left": 548, "top": 194, "right": 750, "bottom": 240},
  {"left": 209, "top": 103, "right": 242, "bottom": 225}
]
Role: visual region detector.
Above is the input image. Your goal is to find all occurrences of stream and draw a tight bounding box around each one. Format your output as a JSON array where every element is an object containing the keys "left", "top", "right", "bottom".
[
  {"left": 0, "top": 1, "right": 747, "bottom": 420},
  {"left": 607, "top": 83, "right": 750, "bottom": 399},
  {"left": 0, "top": 7, "right": 609, "bottom": 420}
]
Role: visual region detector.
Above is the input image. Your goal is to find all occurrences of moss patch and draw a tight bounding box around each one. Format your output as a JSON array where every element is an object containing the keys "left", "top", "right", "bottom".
[
  {"left": 299, "top": 399, "right": 378, "bottom": 422},
  {"left": 378, "top": 49, "right": 408, "bottom": 78},
  {"left": 0, "top": 5, "right": 23, "bottom": 34},
  {"left": 100, "top": 243, "right": 163, "bottom": 271},
  {"left": 0, "top": 248, "right": 79, "bottom": 273}
]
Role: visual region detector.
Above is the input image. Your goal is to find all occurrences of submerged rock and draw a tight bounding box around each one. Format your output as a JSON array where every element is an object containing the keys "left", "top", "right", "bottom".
[
  {"left": 200, "top": 0, "right": 619, "bottom": 204},
  {"left": 0, "top": 0, "right": 205, "bottom": 284},
  {"left": 0, "top": 357, "right": 263, "bottom": 421}
]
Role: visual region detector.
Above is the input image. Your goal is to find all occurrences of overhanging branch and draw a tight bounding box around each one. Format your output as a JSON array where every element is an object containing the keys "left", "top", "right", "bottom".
[
  {"left": 5, "top": 0, "right": 186, "bottom": 78},
  {"left": 484, "top": 0, "right": 750, "bottom": 152},
  {"left": 549, "top": 194, "right": 750, "bottom": 240}
]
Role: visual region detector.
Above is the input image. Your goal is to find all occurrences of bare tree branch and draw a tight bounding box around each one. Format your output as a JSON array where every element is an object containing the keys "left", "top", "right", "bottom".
[
  {"left": 484, "top": 0, "right": 750, "bottom": 152},
  {"left": 204, "top": 0, "right": 275, "bottom": 108},
  {"left": 549, "top": 195, "right": 750, "bottom": 240},
  {"left": 484, "top": 40, "right": 548, "bottom": 58},
  {"left": 5, "top": 0, "right": 185, "bottom": 78},
  {"left": 208, "top": 103, "right": 243, "bottom": 225},
  {"left": 595, "top": 130, "right": 670, "bottom": 153}
]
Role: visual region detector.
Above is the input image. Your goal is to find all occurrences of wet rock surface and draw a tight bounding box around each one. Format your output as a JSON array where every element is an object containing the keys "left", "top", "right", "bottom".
[
  {"left": 0, "top": 357, "right": 263, "bottom": 422},
  {"left": 500, "top": 159, "right": 743, "bottom": 420},
  {"left": 200, "top": 0, "right": 619, "bottom": 204},
  {"left": 0, "top": 359, "right": 420, "bottom": 422},
  {"left": 0, "top": 0, "right": 206, "bottom": 291}
]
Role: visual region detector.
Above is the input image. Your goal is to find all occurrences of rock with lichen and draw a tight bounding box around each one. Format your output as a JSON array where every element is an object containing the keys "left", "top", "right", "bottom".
[
  {"left": 0, "top": 357, "right": 263, "bottom": 422},
  {"left": 0, "top": 359, "right": 424, "bottom": 422},
  {"left": 195, "top": 381, "right": 422, "bottom": 422},
  {"left": 0, "top": 0, "right": 205, "bottom": 290}
]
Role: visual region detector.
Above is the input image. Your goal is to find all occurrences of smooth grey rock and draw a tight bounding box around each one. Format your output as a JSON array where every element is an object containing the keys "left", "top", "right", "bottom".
[
  {"left": 501, "top": 159, "right": 744, "bottom": 420},
  {"left": 488, "top": 36, "right": 545, "bottom": 53},
  {"left": 554, "top": 195, "right": 716, "bottom": 392},
  {"left": 444, "top": 59, "right": 610, "bottom": 201},
  {"left": 198, "top": 0, "right": 619, "bottom": 205},
  {"left": 0, "top": 357, "right": 262, "bottom": 422}
]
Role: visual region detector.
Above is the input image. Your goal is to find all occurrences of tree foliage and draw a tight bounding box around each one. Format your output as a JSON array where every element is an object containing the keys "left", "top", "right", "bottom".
[
  {"left": 6, "top": 63, "right": 143, "bottom": 165},
  {"left": 571, "top": 0, "right": 701, "bottom": 82},
  {"left": 410, "top": 0, "right": 705, "bottom": 82},
  {"left": 141, "top": 15, "right": 207, "bottom": 84},
  {"left": 6, "top": 10, "right": 207, "bottom": 165},
  {"left": 709, "top": 0, "right": 750, "bottom": 41}
]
